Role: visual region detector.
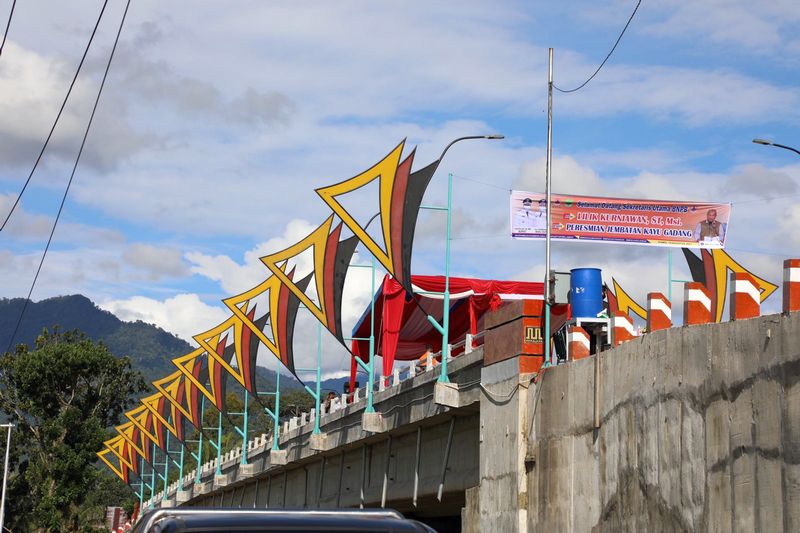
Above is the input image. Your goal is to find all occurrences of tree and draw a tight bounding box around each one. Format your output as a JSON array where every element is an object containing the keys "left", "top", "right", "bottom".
[{"left": 0, "top": 329, "right": 147, "bottom": 532}]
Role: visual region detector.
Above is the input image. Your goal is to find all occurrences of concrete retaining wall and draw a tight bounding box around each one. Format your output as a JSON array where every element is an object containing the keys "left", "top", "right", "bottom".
[{"left": 519, "top": 312, "right": 799, "bottom": 532}]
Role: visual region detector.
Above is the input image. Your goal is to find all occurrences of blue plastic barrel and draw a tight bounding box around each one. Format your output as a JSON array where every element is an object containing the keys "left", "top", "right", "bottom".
[{"left": 570, "top": 268, "right": 603, "bottom": 318}]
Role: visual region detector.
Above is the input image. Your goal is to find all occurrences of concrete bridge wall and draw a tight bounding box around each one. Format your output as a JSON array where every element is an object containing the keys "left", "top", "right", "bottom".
[
  {"left": 148, "top": 312, "right": 799, "bottom": 532},
  {"left": 467, "top": 311, "right": 800, "bottom": 532}
]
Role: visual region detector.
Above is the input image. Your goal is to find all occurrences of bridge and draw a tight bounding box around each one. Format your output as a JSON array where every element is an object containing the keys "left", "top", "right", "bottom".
[{"left": 143, "top": 272, "right": 800, "bottom": 532}]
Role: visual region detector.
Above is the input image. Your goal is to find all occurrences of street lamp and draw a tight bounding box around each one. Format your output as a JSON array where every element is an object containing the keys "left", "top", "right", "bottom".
[
  {"left": 426, "top": 134, "right": 505, "bottom": 383},
  {"left": 752, "top": 138, "right": 800, "bottom": 156}
]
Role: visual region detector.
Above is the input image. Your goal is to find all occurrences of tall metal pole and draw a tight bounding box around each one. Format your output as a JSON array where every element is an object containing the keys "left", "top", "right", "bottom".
[
  {"left": 161, "top": 436, "right": 169, "bottom": 499},
  {"left": 0, "top": 423, "right": 13, "bottom": 532},
  {"left": 177, "top": 442, "right": 184, "bottom": 491},
  {"left": 667, "top": 249, "right": 673, "bottom": 301},
  {"left": 272, "top": 367, "right": 281, "bottom": 451},
  {"left": 437, "top": 172, "right": 454, "bottom": 383},
  {"left": 194, "top": 395, "right": 205, "bottom": 484},
  {"left": 366, "top": 254, "right": 376, "bottom": 412},
  {"left": 240, "top": 389, "right": 249, "bottom": 465},
  {"left": 215, "top": 410, "right": 223, "bottom": 476},
  {"left": 545, "top": 48, "right": 554, "bottom": 365},
  {"left": 313, "top": 322, "right": 322, "bottom": 434}
]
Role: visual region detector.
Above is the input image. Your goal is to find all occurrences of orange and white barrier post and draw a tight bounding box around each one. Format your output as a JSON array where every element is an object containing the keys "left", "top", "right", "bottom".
[
  {"left": 612, "top": 312, "right": 635, "bottom": 346},
  {"left": 784, "top": 259, "right": 800, "bottom": 313},
  {"left": 730, "top": 272, "right": 760, "bottom": 320},
  {"left": 683, "top": 282, "right": 712, "bottom": 325},
  {"left": 568, "top": 326, "right": 591, "bottom": 360},
  {"left": 647, "top": 292, "right": 671, "bottom": 332}
]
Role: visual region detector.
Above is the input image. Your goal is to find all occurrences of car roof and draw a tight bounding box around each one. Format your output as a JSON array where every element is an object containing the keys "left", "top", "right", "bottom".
[{"left": 133, "top": 508, "right": 436, "bottom": 533}]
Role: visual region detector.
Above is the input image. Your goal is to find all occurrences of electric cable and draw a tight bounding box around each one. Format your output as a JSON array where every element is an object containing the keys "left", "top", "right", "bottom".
[
  {"left": 0, "top": 0, "right": 110, "bottom": 232},
  {"left": 5, "top": 0, "right": 131, "bottom": 353},
  {"left": 0, "top": 0, "right": 15, "bottom": 59},
  {"left": 553, "top": 0, "right": 642, "bottom": 93},
  {"left": 452, "top": 173, "right": 511, "bottom": 192}
]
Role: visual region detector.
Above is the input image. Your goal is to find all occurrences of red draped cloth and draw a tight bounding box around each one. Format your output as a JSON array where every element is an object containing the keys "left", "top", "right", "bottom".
[{"left": 349, "top": 275, "right": 545, "bottom": 389}]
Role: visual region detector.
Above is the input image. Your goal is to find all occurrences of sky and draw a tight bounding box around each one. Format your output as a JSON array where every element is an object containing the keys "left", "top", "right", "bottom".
[{"left": 1, "top": 0, "right": 798, "bottom": 379}]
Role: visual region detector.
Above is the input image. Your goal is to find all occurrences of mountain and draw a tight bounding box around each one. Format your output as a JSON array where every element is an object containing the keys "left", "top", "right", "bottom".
[{"left": 0, "top": 295, "right": 296, "bottom": 390}]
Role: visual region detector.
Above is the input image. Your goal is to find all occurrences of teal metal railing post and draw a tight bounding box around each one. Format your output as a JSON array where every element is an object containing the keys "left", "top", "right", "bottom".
[
  {"left": 668, "top": 249, "right": 673, "bottom": 301},
  {"left": 239, "top": 389, "right": 249, "bottom": 465},
  {"left": 366, "top": 254, "right": 377, "bottom": 411},
  {"left": 215, "top": 410, "right": 223, "bottom": 476},
  {"left": 139, "top": 457, "right": 148, "bottom": 510},
  {"left": 161, "top": 436, "right": 169, "bottom": 499},
  {"left": 177, "top": 442, "right": 184, "bottom": 491},
  {"left": 438, "top": 172, "right": 454, "bottom": 383},
  {"left": 305, "top": 322, "right": 323, "bottom": 434},
  {"left": 149, "top": 449, "right": 156, "bottom": 509},
  {"left": 137, "top": 478, "right": 144, "bottom": 514},
  {"left": 193, "top": 395, "right": 205, "bottom": 484},
  {"left": 261, "top": 364, "right": 281, "bottom": 451}
]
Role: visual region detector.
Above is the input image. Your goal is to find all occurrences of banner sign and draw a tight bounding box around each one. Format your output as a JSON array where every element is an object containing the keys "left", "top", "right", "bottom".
[{"left": 510, "top": 191, "right": 731, "bottom": 248}]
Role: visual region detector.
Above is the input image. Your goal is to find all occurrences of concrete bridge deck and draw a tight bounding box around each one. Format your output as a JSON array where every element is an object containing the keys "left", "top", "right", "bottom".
[{"left": 145, "top": 310, "right": 800, "bottom": 532}]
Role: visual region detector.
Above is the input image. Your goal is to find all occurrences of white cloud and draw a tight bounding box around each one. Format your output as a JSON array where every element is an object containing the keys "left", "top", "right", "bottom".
[
  {"left": 640, "top": 0, "right": 800, "bottom": 55},
  {"left": 100, "top": 293, "right": 229, "bottom": 343},
  {"left": 122, "top": 243, "right": 189, "bottom": 280}
]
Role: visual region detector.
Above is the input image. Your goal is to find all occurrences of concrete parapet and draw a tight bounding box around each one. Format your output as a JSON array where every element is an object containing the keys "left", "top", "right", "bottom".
[
  {"left": 731, "top": 271, "right": 760, "bottom": 319},
  {"left": 213, "top": 473, "right": 231, "bottom": 489},
  {"left": 683, "top": 281, "right": 712, "bottom": 325},
  {"left": 238, "top": 462, "right": 258, "bottom": 479},
  {"left": 362, "top": 411, "right": 385, "bottom": 433},
  {"left": 567, "top": 325, "right": 590, "bottom": 359},
  {"left": 612, "top": 312, "right": 635, "bottom": 346},
  {"left": 159, "top": 499, "right": 175, "bottom": 508},
  {"left": 269, "top": 449, "right": 287, "bottom": 466},
  {"left": 646, "top": 292, "right": 671, "bottom": 331},
  {"left": 309, "top": 432, "right": 333, "bottom": 451},
  {"left": 176, "top": 490, "right": 192, "bottom": 504},
  {"left": 783, "top": 259, "right": 800, "bottom": 313},
  {"left": 195, "top": 481, "right": 211, "bottom": 494},
  {"left": 434, "top": 381, "right": 478, "bottom": 408}
]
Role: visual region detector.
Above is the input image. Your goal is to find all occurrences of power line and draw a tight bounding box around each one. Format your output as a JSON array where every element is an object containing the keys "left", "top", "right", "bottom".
[
  {"left": 0, "top": 0, "right": 110, "bottom": 232},
  {"left": 6, "top": 0, "right": 132, "bottom": 353},
  {"left": 730, "top": 193, "right": 800, "bottom": 205},
  {"left": 0, "top": 0, "right": 15, "bottom": 59},
  {"left": 452, "top": 173, "right": 511, "bottom": 192},
  {"left": 725, "top": 246, "right": 790, "bottom": 258},
  {"left": 553, "top": 0, "right": 642, "bottom": 93}
]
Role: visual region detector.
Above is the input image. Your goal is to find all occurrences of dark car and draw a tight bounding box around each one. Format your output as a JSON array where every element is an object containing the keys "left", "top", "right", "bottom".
[{"left": 131, "top": 508, "right": 437, "bottom": 532}]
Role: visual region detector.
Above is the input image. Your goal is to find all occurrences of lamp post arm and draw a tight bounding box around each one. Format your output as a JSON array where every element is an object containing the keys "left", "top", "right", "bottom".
[
  {"left": 437, "top": 134, "right": 504, "bottom": 163},
  {"left": 753, "top": 138, "right": 800, "bottom": 157},
  {"left": 772, "top": 143, "right": 800, "bottom": 156}
]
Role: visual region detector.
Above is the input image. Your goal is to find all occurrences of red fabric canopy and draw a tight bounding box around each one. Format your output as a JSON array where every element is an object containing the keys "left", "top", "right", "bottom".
[{"left": 349, "top": 275, "right": 546, "bottom": 385}]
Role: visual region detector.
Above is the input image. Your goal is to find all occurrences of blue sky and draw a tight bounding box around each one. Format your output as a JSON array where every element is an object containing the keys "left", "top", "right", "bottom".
[{"left": 1, "top": 0, "right": 798, "bottom": 376}]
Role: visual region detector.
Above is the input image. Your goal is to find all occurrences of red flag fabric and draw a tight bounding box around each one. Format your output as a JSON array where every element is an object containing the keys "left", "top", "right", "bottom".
[{"left": 349, "top": 275, "right": 545, "bottom": 389}]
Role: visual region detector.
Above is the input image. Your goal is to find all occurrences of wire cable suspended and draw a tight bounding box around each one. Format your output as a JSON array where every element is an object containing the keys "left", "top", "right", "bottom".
[
  {"left": 553, "top": 0, "right": 642, "bottom": 93},
  {"left": 5, "top": 0, "right": 131, "bottom": 353},
  {"left": 0, "top": 0, "right": 110, "bottom": 232},
  {"left": 0, "top": 0, "right": 15, "bottom": 59}
]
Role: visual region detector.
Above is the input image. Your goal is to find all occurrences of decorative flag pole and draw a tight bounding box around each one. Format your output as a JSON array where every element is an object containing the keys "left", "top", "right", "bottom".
[
  {"left": 228, "top": 389, "right": 250, "bottom": 465},
  {"left": 423, "top": 136, "right": 504, "bottom": 383},
  {"left": 190, "top": 395, "right": 206, "bottom": 485},
  {"left": 298, "top": 322, "right": 323, "bottom": 434},
  {"left": 160, "top": 438, "right": 169, "bottom": 500},
  {"left": 148, "top": 453, "right": 156, "bottom": 509},
  {"left": 215, "top": 411, "right": 223, "bottom": 476},
  {"left": 349, "top": 255, "right": 378, "bottom": 412},
  {"left": 261, "top": 360, "right": 282, "bottom": 452}
]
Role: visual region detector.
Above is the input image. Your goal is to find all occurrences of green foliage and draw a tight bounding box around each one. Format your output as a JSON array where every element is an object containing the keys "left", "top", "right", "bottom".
[{"left": 0, "top": 329, "right": 147, "bottom": 532}]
